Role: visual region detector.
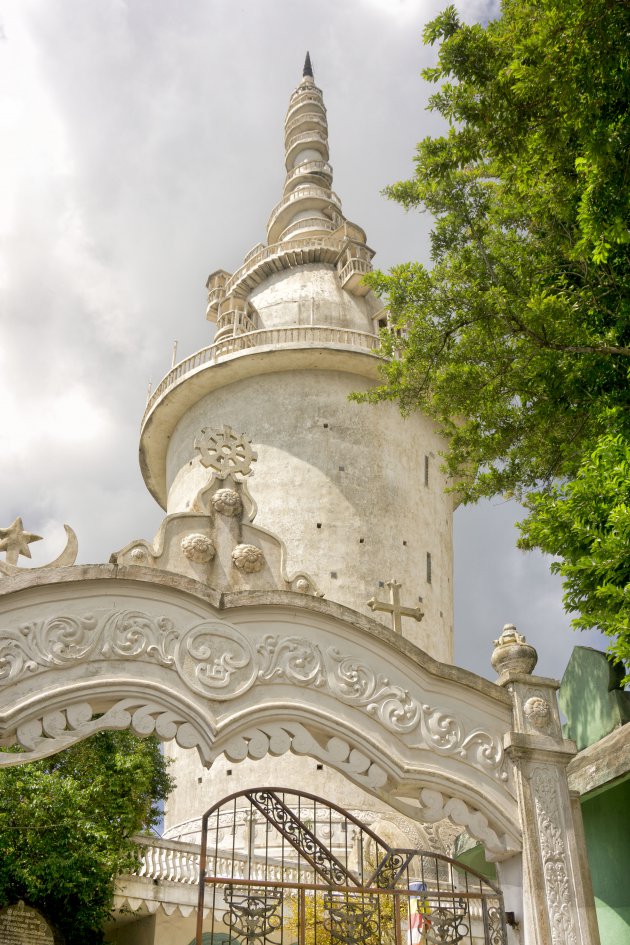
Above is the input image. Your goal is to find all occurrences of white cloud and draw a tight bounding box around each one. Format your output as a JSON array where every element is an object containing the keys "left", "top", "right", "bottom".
[{"left": 0, "top": 0, "right": 603, "bottom": 685}]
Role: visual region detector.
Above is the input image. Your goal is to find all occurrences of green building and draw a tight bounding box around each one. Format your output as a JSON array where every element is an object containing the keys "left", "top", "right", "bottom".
[{"left": 561, "top": 647, "right": 630, "bottom": 944}]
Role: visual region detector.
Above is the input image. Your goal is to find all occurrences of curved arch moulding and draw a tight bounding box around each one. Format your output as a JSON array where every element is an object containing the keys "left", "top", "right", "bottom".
[{"left": 0, "top": 566, "right": 520, "bottom": 858}]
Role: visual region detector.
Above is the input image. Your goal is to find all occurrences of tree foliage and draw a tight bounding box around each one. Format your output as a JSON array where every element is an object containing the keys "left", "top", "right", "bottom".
[
  {"left": 519, "top": 424, "right": 630, "bottom": 664},
  {"left": 0, "top": 732, "right": 174, "bottom": 944},
  {"left": 362, "top": 0, "right": 630, "bottom": 666}
]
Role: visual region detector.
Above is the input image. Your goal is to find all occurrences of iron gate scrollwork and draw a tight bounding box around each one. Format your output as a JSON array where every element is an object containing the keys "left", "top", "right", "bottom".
[{"left": 196, "top": 788, "right": 508, "bottom": 945}]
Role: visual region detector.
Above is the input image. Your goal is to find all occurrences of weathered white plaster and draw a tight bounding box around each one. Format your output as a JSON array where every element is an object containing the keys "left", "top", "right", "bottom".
[
  {"left": 248, "top": 265, "right": 381, "bottom": 331},
  {"left": 165, "top": 370, "right": 454, "bottom": 659},
  {"left": 0, "top": 568, "right": 517, "bottom": 857}
]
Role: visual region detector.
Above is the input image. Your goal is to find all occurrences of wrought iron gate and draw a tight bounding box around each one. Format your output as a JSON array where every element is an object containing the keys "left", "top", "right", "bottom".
[{"left": 196, "top": 788, "right": 507, "bottom": 945}]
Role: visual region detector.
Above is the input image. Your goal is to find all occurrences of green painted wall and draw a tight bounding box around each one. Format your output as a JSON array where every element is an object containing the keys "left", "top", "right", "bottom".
[
  {"left": 581, "top": 777, "right": 630, "bottom": 944},
  {"left": 559, "top": 647, "right": 630, "bottom": 751},
  {"left": 452, "top": 844, "right": 497, "bottom": 883}
]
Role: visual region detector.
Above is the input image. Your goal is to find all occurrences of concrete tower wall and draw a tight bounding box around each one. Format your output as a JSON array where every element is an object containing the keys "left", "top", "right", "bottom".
[
  {"left": 166, "top": 367, "right": 454, "bottom": 660},
  {"left": 248, "top": 265, "right": 382, "bottom": 330}
]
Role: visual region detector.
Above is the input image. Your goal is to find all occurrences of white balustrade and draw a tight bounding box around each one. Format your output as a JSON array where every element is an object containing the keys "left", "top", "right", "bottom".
[
  {"left": 338, "top": 257, "right": 372, "bottom": 285},
  {"left": 224, "top": 234, "right": 343, "bottom": 295},
  {"left": 285, "top": 130, "right": 329, "bottom": 162},
  {"left": 279, "top": 217, "right": 337, "bottom": 241},
  {"left": 267, "top": 185, "right": 341, "bottom": 235},
  {"left": 131, "top": 836, "right": 308, "bottom": 887},
  {"left": 143, "top": 325, "right": 381, "bottom": 422},
  {"left": 284, "top": 112, "right": 327, "bottom": 140}
]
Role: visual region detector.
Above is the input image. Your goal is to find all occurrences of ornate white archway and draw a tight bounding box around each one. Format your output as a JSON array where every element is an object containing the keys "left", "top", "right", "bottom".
[
  {"left": 0, "top": 565, "right": 600, "bottom": 944},
  {"left": 0, "top": 565, "right": 517, "bottom": 857}
]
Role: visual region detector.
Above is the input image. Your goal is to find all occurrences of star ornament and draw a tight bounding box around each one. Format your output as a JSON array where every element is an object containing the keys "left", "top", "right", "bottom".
[{"left": 0, "top": 518, "right": 43, "bottom": 566}]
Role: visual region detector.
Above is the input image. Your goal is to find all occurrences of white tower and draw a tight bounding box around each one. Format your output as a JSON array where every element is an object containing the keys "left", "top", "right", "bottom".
[{"left": 138, "top": 56, "right": 456, "bottom": 840}]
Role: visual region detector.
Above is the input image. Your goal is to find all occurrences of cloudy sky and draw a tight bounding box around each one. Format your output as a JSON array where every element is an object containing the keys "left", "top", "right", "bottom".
[{"left": 0, "top": 0, "right": 608, "bottom": 682}]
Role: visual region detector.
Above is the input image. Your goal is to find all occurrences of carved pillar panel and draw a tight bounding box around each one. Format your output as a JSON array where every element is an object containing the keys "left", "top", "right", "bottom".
[{"left": 491, "top": 627, "right": 600, "bottom": 945}]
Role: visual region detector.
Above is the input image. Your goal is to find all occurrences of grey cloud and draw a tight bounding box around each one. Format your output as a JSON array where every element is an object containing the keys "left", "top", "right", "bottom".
[{"left": 1, "top": 0, "right": 607, "bottom": 686}]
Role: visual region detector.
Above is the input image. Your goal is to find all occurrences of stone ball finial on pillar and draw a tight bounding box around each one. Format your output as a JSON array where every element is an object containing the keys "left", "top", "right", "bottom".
[{"left": 491, "top": 624, "right": 538, "bottom": 677}]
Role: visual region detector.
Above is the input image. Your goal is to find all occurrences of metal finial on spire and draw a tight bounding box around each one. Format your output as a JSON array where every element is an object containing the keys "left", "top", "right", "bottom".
[{"left": 303, "top": 51, "right": 313, "bottom": 78}]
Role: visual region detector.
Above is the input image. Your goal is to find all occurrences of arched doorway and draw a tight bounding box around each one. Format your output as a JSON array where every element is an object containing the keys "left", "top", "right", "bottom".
[{"left": 195, "top": 788, "right": 507, "bottom": 945}]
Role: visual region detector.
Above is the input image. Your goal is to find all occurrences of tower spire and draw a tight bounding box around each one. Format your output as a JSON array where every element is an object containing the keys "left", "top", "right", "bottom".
[{"left": 266, "top": 57, "right": 339, "bottom": 244}]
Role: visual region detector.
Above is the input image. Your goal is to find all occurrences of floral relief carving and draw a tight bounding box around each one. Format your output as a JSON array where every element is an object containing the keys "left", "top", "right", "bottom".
[
  {"left": 232, "top": 544, "right": 265, "bottom": 573},
  {"left": 211, "top": 488, "right": 243, "bottom": 517},
  {"left": 0, "top": 615, "right": 507, "bottom": 782},
  {"left": 523, "top": 695, "right": 552, "bottom": 733},
  {"left": 181, "top": 533, "right": 216, "bottom": 563},
  {"left": 257, "top": 635, "right": 508, "bottom": 780},
  {"left": 531, "top": 766, "right": 578, "bottom": 945}
]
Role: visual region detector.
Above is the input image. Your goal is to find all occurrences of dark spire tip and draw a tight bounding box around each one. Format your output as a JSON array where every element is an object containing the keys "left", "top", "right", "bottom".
[{"left": 303, "top": 51, "right": 313, "bottom": 78}]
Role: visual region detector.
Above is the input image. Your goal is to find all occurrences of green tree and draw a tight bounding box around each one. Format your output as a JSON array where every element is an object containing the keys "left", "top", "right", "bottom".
[
  {"left": 519, "top": 425, "right": 630, "bottom": 664},
  {"left": 362, "top": 0, "right": 630, "bottom": 666},
  {"left": 0, "top": 732, "right": 174, "bottom": 944}
]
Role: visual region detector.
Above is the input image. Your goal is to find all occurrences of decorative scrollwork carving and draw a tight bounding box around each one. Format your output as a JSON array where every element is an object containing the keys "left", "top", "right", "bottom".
[
  {"left": 0, "top": 615, "right": 507, "bottom": 782},
  {"left": 0, "top": 610, "right": 257, "bottom": 701},
  {"left": 417, "top": 788, "right": 505, "bottom": 855},
  {"left": 257, "top": 636, "right": 507, "bottom": 779},
  {"left": 0, "top": 611, "right": 178, "bottom": 683},
  {"left": 485, "top": 901, "right": 508, "bottom": 945},
  {"left": 222, "top": 722, "right": 388, "bottom": 791},
  {"left": 531, "top": 766, "right": 578, "bottom": 945},
  {"left": 323, "top": 892, "right": 379, "bottom": 944},
  {"left": 1, "top": 698, "right": 204, "bottom": 766},
  {"left": 248, "top": 790, "right": 351, "bottom": 887},
  {"left": 423, "top": 901, "right": 470, "bottom": 944},
  {"left": 178, "top": 621, "right": 256, "bottom": 697},
  {"left": 222, "top": 885, "right": 283, "bottom": 944}
]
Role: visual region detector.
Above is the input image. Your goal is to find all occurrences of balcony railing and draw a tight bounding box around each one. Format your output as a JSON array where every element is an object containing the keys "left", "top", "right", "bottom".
[
  {"left": 286, "top": 89, "right": 325, "bottom": 116},
  {"left": 278, "top": 216, "right": 338, "bottom": 241},
  {"left": 285, "top": 130, "right": 329, "bottom": 164},
  {"left": 267, "top": 185, "right": 341, "bottom": 235},
  {"left": 284, "top": 160, "right": 333, "bottom": 190},
  {"left": 131, "top": 835, "right": 305, "bottom": 886},
  {"left": 284, "top": 112, "right": 327, "bottom": 141},
  {"left": 143, "top": 325, "right": 382, "bottom": 423},
  {"left": 338, "top": 257, "right": 373, "bottom": 285},
  {"left": 127, "top": 835, "right": 488, "bottom": 924},
  {"left": 223, "top": 234, "right": 342, "bottom": 297}
]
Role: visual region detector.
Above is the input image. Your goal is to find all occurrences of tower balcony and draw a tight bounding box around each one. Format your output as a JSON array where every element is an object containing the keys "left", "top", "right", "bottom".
[
  {"left": 141, "top": 324, "right": 384, "bottom": 483},
  {"left": 285, "top": 130, "right": 329, "bottom": 168},
  {"left": 213, "top": 297, "right": 258, "bottom": 341},
  {"left": 205, "top": 269, "right": 232, "bottom": 321},
  {"left": 266, "top": 185, "right": 341, "bottom": 243},
  {"left": 284, "top": 160, "right": 333, "bottom": 193},
  {"left": 284, "top": 112, "right": 328, "bottom": 145},
  {"left": 337, "top": 256, "right": 373, "bottom": 296},
  {"left": 278, "top": 216, "right": 338, "bottom": 242},
  {"left": 223, "top": 235, "right": 343, "bottom": 298},
  {"left": 286, "top": 88, "right": 326, "bottom": 121}
]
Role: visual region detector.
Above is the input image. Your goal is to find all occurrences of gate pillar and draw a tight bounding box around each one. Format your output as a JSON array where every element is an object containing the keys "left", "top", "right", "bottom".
[{"left": 491, "top": 627, "right": 600, "bottom": 945}]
